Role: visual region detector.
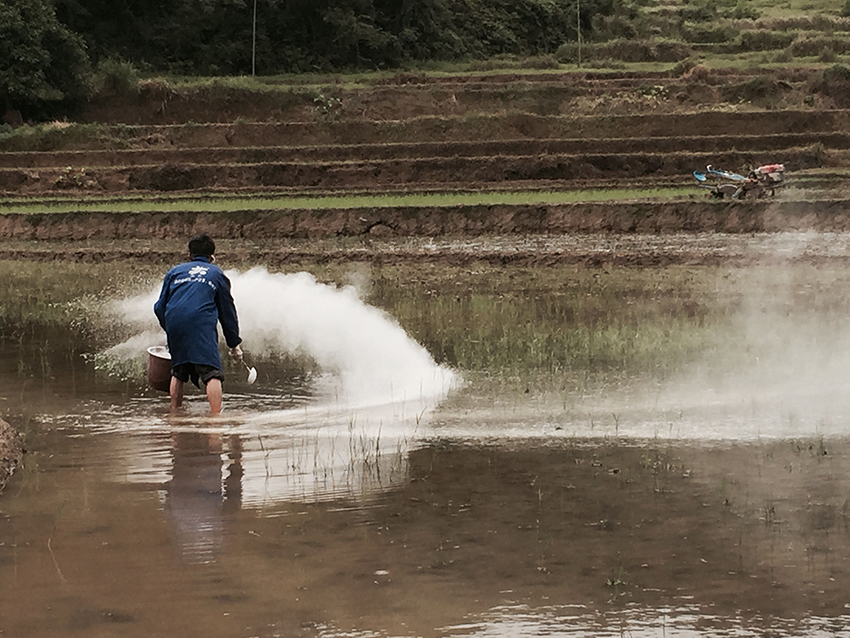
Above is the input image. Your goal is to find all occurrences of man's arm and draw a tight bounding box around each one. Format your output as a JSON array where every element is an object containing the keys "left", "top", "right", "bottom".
[
  {"left": 153, "top": 273, "right": 171, "bottom": 330},
  {"left": 215, "top": 273, "right": 242, "bottom": 349}
]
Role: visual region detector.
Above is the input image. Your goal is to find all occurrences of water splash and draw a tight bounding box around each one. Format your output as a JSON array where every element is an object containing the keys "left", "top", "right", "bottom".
[{"left": 108, "top": 266, "right": 458, "bottom": 408}]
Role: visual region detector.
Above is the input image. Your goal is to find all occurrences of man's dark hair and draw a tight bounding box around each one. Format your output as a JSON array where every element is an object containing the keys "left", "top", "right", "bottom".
[{"left": 188, "top": 234, "right": 216, "bottom": 257}]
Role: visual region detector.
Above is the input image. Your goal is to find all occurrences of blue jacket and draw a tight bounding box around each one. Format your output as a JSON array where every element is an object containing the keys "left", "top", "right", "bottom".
[{"left": 154, "top": 256, "right": 242, "bottom": 371}]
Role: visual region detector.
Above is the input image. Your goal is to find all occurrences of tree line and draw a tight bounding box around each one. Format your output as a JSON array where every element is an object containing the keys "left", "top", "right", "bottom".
[{"left": 2, "top": 0, "right": 614, "bottom": 119}]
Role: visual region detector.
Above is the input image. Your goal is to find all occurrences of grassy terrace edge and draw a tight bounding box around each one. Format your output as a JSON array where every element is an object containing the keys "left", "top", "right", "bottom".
[{"left": 0, "top": 188, "right": 698, "bottom": 214}]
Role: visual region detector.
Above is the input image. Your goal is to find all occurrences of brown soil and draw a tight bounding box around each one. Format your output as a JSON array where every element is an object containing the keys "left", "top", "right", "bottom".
[
  {"left": 1, "top": 200, "right": 848, "bottom": 243},
  {"left": 1, "top": 132, "right": 841, "bottom": 169},
  {"left": 0, "top": 147, "right": 828, "bottom": 194},
  {"left": 0, "top": 419, "right": 23, "bottom": 494},
  {"left": 70, "top": 68, "right": 837, "bottom": 125}
]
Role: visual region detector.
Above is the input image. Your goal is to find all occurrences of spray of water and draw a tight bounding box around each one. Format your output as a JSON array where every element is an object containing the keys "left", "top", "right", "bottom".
[
  {"left": 558, "top": 234, "right": 850, "bottom": 441},
  {"left": 108, "top": 266, "right": 458, "bottom": 409}
]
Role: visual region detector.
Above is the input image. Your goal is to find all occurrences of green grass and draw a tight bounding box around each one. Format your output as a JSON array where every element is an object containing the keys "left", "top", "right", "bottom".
[
  {"left": 0, "top": 260, "right": 160, "bottom": 329},
  {"left": 0, "top": 122, "right": 139, "bottom": 152},
  {"left": 366, "top": 263, "right": 740, "bottom": 388},
  {"left": 0, "top": 187, "right": 694, "bottom": 215}
]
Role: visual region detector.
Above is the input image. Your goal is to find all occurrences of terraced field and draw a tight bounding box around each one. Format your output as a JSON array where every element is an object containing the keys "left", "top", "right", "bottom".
[{"left": 2, "top": 67, "right": 850, "bottom": 258}]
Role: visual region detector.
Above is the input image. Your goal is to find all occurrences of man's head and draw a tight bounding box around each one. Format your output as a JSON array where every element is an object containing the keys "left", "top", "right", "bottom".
[{"left": 188, "top": 234, "right": 216, "bottom": 258}]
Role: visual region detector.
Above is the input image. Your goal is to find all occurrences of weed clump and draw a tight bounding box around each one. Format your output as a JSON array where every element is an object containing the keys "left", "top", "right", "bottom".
[
  {"left": 791, "top": 36, "right": 850, "bottom": 57},
  {"left": 519, "top": 55, "right": 561, "bottom": 70}
]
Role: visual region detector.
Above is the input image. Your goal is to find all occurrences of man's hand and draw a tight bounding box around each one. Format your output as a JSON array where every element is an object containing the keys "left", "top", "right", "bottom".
[{"left": 230, "top": 345, "right": 244, "bottom": 361}]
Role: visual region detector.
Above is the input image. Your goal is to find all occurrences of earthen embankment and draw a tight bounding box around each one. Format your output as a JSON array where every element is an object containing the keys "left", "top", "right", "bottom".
[{"left": 1, "top": 200, "right": 848, "bottom": 243}]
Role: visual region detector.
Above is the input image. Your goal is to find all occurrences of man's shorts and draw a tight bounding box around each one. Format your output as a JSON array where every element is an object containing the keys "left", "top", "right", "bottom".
[{"left": 172, "top": 362, "right": 225, "bottom": 387}]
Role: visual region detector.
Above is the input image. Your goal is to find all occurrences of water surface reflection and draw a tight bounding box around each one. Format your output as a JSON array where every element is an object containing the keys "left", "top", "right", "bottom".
[
  {"left": 4, "top": 390, "right": 850, "bottom": 637},
  {"left": 164, "top": 431, "right": 241, "bottom": 564},
  {"left": 5, "top": 248, "right": 850, "bottom": 637}
]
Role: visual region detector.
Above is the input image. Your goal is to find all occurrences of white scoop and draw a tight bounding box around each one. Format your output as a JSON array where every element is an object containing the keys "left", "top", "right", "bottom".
[{"left": 240, "top": 359, "right": 257, "bottom": 384}]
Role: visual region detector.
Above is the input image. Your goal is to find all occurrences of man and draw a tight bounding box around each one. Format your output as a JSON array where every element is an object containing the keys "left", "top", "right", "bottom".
[{"left": 154, "top": 234, "right": 243, "bottom": 415}]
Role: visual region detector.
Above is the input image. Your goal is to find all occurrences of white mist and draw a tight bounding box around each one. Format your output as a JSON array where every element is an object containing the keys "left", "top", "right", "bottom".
[{"left": 109, "top": 266, "right": 458, "bottom": 408}]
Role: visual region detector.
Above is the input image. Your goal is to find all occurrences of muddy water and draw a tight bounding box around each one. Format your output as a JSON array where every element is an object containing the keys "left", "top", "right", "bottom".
[{"left": 4, "top": 259, "right": 850, "bottom": 637}]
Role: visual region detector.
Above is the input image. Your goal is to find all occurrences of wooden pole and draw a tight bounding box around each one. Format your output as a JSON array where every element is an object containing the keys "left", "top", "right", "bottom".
[
  {"left": 252, "top": 0, "right": 257, "bottom": 76},
  {"left": 577, "top": 0, "right": 581, "bottom": 68}
]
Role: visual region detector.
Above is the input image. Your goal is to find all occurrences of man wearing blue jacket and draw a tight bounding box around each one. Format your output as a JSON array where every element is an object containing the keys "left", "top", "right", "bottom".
[{"left": 154, "top": 234, "right": 243, "bottom": 415}]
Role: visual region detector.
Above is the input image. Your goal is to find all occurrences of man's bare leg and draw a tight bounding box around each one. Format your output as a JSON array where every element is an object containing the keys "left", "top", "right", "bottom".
[
  {"left": 170, "top": 376, "right": 185, "bottom": 411},
  {"left": 206, "top": 378, "right": 223, "bottom": 415}
]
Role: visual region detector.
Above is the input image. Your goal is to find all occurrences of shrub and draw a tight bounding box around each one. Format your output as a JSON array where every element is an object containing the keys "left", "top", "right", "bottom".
[
  {"left": 95, "top": 57, "right": 140, "bottom": 96},
  {"left": 774, "top": 48, "right": 794, "bottom": 63},
  {"left": 466, "top": 59, "right": 505, "bottom": 72},
  {"left": 592, "top": 15, "right": 638, "bottom": 41},
  {"left": 678, "top": 2, "right": 717, "bottom": 22},
  {"left": 556, "top": 39, "right": 690, "bottom": 64},
  {"left": 586, "top": 58, "right": 627, "bottom": 70},
  {"left": 819, "top": 47, "right": 838, "bottom": 63},
  {"left": 815, "top": 65, "right": 850, "bottom": 107},
  {"left": 681, "top": 24, "right": 736, "bottom": 44},
  {"left": 671, "top": 58, "right": 697, "bottom": 77},
  {"left": 138, "top": 78, "right": 171, "bottom": 100},
  {"left": 519, "top": 55, "right": 561, "bottom": 70},
  {"left": 758, "top": 16, "right": 848, "bottom": 31},
  {"left": 738, "top": 30, "right": 796, "bottom": 52},
  {"left": 654, "top": 41, "right": 692, "bottom": 62},
  {"left": 731, "top": 1, "right": 760, "bottom": 20},
  {"left": 721, "top": 76, "right": 781, "bottom": 103},
  {"left": 681, "top": 64, "right": 711, "bottom": 82},
  {"left": 791, "top": 36, "right": 850, "bottom": 57},
  {"left": 823, "top": 63, "right": 850, "bottom": 83}
]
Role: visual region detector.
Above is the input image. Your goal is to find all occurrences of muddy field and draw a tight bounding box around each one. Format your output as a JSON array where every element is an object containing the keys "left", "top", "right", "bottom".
[
  {"left": 4, "top": 253, "right": 850, "bottom": 637},
  {"left": 4, "top": 65, "right": 850, "bottom": 638},
  {"left": 2, "top": 65, "right": 850, "bottom": 477}
]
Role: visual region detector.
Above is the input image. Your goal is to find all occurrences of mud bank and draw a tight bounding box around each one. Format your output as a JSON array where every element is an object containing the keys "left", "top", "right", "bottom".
[
  {"left": 1, "top": 200, "right": 849, "bottom": 242},
  {"left": 0, "top": 148, "right": 826, "bottom": 195},
  {"left": 0, "top": 148, "right": 823, "bottom": 195},
  {"left": 0, "top": 419, "right": 23, "bottom": 494}
]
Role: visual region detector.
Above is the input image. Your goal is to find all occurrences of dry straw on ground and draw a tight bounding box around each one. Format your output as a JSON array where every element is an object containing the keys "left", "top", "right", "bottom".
[{"left": 0, "top": 418, "right": 23, "bottom": 493}]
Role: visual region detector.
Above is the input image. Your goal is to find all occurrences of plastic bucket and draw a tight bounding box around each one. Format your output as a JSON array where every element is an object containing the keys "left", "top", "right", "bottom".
[{"left": 147, "top": 346, "right": 172, "bottom": 392}]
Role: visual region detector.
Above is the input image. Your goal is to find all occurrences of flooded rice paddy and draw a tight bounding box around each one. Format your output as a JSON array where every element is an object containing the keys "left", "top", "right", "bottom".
[{"left": 4, "top": 235, "right": 850, "bottom": 637}]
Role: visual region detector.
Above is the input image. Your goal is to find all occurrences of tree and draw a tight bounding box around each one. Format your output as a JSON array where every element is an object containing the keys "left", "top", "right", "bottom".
[
  {"left": 49, "top": 0, "right": 615, "bottom": 76},
  {"left": 0, "top": 0, "right": 92, "bottom": 119}
]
